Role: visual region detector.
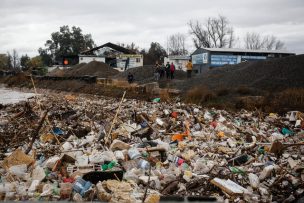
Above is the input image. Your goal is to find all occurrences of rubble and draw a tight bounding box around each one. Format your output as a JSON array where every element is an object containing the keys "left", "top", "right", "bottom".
[{"left": 0, "top": 91, "right": 303, "bottom": 202}]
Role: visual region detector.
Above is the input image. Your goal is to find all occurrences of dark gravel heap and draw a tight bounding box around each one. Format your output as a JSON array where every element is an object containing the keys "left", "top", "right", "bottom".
[
  {"left": 64, "top": 61, "right": 119, "bottom": 78},
  {"left": 172, "top": 54, "right": 304, "bottom": 92}
]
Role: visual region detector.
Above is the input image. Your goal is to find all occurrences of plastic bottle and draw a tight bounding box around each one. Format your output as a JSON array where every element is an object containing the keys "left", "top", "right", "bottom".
[
  {"left": 73, "top": 178, "right": 92, "bottom": 196},
  {"left": 259, "top": 165, "right": 274, "bottom": 180},
  {"left": 128, "top": 148, "right": 142, "bottom": 160},
  {"left": 248, "top": 173, "right": 260, "bottom": 189},
  {"left": 137, "top": 159, "right": 150, "bottom": 170}
]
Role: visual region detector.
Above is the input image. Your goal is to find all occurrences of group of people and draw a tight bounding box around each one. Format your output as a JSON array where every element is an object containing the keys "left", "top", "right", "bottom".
[
  {"left": 154, "top": 59, "right": 193, "bottom": 81},
  {"left": 127, "top": 59, "right": 193, "bottom": 84},
  {"left": 154, "top": 62, "right": 176, "bottom": 80}
]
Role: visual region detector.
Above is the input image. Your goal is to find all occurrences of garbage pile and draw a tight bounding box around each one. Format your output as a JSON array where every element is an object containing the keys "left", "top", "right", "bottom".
[{"left": 0, "top": 92, "right": 304, "bottom": 202}]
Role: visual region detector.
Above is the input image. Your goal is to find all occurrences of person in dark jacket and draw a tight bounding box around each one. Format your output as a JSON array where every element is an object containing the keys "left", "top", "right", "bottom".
[
  {"left": 159, "top": 63, "right": 165, "bottom": 79},
  {"left": 170, "top": 62, "right": 175, "bottom": 79},
  {"left": 154, "top": 62, "right": 160, "bottom": 81},
  {"left": 165, "top": 62, "right": 170, "bottom": 79},
  {"left": 127, "top": 72, "right": 134, "bottom": 83}
]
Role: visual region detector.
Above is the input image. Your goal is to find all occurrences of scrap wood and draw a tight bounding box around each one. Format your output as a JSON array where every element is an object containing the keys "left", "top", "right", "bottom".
[
  {"left": 161, "top": 180, "right": 179, "bottom": 195},
  {"left": 25, "top": 110, "right": 48, "bottom": 154},
  {"left": 210, "top": 178, "right": 248, "bottom": 196},
  {"left": 268, "top": 141, "right": 304, "bottom": 155},
  {"left": 106, "top": 91, "right": 126, "bottom": 145},
  {"left": 2, "top": 148, "right": 35, "bottom": 169}
]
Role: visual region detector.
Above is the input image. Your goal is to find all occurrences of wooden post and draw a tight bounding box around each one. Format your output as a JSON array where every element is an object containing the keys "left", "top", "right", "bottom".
[{"left": 106, "top": 91, "right": 126, "bottom": 144}]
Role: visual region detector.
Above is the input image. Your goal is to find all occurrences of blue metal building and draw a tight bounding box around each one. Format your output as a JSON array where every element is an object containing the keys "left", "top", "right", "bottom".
[{"left": 191, "top": 48, "right": 295, "bottom": 73}]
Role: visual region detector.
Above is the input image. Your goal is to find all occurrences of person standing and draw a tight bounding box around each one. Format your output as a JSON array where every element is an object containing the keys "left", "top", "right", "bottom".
[
  {"left": 165, "top": 62, "right": 170, "bottom": 79},
  {"left": 125, "top": 57, "right": 130, "bottom": 71},
  {"left": 170, "top": 62, "right": 175, "bottom": 79},
  {"left": 127, "top": 72, "right": 134, "bottom": 83},
  {"left": 154, "top": 62, "right": 160, "bottom": 81},
  {"left": 159, "top": 63, "right": 165, "bottom": 79},
  {"left": 186, "top": 59, "right": 193, "bottom": 78}
]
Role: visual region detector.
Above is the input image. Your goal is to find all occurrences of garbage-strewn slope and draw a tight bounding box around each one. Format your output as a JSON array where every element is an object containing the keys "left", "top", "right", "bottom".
[{"left": 175, "top": 54, "right": 304, "bottom": 91}]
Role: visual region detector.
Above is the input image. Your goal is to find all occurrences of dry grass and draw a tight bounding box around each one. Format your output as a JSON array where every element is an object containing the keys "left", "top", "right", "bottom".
[
  {"left": 112, "top": 79, "right": 129, "bottom": 87},
  {"left": 276, "top": 88, "right": 304, "bottom": 107},
  {"left": 264, "top": 88, "right": 304, "bottom": 112},
  {"left": 185, "top": 86, "right": 216, "bottom": 104},
  {"left": 235, "top": 88, "right": 304, "bottom": 112},
  {"left": 159, "top": 89, "right": 171, "bottom": 103}
]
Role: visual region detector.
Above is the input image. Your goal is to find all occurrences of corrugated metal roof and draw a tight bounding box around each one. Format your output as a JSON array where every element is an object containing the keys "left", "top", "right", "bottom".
[
  {"left": 81, "top": 42, "right": 136, "bottom": 55},
  {"left": 168, "top": 55, "right": 190, "bottom": 60},
  {"left": 201, "top": 47, "right": 294, "bottom": 54}
]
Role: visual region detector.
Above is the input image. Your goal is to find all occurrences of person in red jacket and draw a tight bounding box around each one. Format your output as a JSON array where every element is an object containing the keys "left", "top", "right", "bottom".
[{"left": 170, "top": 62, "right": 175, "bottom": 79}]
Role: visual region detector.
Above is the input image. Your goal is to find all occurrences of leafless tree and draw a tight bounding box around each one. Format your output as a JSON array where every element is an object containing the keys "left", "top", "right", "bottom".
[
  {"left": 244, "top": 32, "right": 285, "bottom": 50},
  {"left": 12, "top": 49, "right": 20, "bottom": 69},
  {"left": 6, "top": 52, "right": 13, "bottom": 69},
  {"left": 188, "top": 15, "right": 235, "bottom": 49},
  {"left": 167, "top": 33, "right": 188, "bottom": 55},
  {"left": 117, "top": 42, "right": 140, "bottom": 53}
]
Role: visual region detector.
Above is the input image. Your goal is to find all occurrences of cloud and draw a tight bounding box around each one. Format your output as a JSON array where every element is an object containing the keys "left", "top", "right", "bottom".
[{"left": 0, "top": 0, "right": 303, "bottom": 56}]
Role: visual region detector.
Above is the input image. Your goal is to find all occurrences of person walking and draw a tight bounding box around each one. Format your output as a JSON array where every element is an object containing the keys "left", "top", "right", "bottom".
[
  {"left": 170, "top": 62, "right": 175, "bottom": 79},
  {"left": 186, "top": 59, "right": 193, "bottom": 78},
  {"left": 165, "top": 62, "right": 170, "bottom": 79}
]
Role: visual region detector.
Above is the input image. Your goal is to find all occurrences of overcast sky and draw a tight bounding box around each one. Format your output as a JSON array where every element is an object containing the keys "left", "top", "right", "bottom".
[{"left": 1, "top": 0, "right": 303, "bottom": 56}]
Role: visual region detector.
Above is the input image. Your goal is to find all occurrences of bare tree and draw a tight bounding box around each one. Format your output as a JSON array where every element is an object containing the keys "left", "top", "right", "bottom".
[
  {"left": 12, "top": 49, "right": 20, "bottom": 69},
  {"left": 244, "top": 32, "right": 285, "bottom": 50},
  {"left": 167, "top": 33, "right": 188, "bottom": 55},
  {"left": 188, "top": 15, "right": 235, "bottom": 49},
  {"left": 117, "top": 42, "right": 140, "bottom": 53},
  {"left": 6, "top": 52, "right": 13, "bottom": 69}
]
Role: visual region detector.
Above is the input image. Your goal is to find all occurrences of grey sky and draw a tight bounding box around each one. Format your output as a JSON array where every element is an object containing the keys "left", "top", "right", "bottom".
[{"left": 0, "top": 0, "right": 303, "bottom": 56}]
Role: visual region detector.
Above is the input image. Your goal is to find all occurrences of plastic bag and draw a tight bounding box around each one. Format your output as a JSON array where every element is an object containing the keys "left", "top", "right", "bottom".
[{"left": 9, "top": 164, "right": 27, "bottom": 178}]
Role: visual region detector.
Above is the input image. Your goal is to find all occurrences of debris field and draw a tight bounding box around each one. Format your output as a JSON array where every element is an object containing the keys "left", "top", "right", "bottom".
[{"left": 0, "top": 92, "right": 304, "bottom": 202}]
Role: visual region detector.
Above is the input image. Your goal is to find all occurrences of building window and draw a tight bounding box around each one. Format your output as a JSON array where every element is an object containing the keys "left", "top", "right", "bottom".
[{"left": 136, "top": 58, "right": 140, "bottom": 63}]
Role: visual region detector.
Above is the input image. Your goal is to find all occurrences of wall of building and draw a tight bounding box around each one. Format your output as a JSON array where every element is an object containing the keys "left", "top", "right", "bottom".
[
  {"left": 79, "top": 56, "right": 105, "bottom": 64},
  {"left": 192, "top": 50, "right": 210, "bottom": 73},
  {"left": 164, "top": 57, "right": 189, "bottom": 71},
  {"left": 116, "top": 54, "right": 143, "bottom": 70},
  {"left": 192, "top": 48, "right": 294, "bottom": 73}
]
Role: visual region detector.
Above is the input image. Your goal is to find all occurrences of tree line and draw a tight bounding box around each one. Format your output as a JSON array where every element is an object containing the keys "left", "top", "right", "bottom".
[
  {"left": 0, "top": 50, "right": 43, "bottom": 71},
  {"left": 0, "top": 14, "right": 286, "bottom": 70}
]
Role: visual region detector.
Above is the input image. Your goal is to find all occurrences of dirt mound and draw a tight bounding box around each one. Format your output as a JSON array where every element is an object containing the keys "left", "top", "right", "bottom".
[
  {"left": 48, "top": 67, "right": 65, "bottom": 77},
  {"left": 113, "top": 66, "right": 187, "bottom": 84},
  {"left": 173, "top": 54, "right": 304, "bottom": 92},
  {"left": 64, "top": 61, "right": 119, "bottom": 78}
]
